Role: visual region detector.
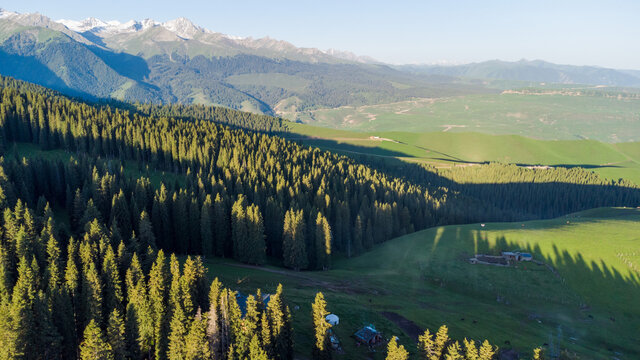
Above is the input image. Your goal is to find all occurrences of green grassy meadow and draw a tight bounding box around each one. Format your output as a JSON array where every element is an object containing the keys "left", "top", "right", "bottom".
[
  {"left": 200, "top": 208, "right": 640, "bottom": 359},
  {"left": 296, "top": 93, "right": 640, "bottom": 142},
  {"left": 286, "top": 123, "right": 640, "bottom": 185}
]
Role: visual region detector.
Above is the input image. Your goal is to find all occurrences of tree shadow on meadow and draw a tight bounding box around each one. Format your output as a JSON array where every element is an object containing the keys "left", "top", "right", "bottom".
[{"left": 416, "top": 225, "right": 640, "bottom": 357}]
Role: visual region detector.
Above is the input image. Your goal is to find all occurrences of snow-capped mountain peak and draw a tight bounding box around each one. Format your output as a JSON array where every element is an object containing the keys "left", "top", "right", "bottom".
[
  {"left": 54, "top": 14, "right": 207, "bottom": 39},
  {"left": 56, "top": 16, "right": 158, "bottom": 36},
  {"left": 0, "top": 8, "right": 18, "bottom": 19},
  {"left": 161, "top": 17, "right": 204, "bottom": 39},
  {"left": 58, "top": 17, "right": 108, "bottom": 32}
]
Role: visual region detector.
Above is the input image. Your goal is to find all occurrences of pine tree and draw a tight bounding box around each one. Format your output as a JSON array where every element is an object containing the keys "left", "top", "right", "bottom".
[
  {"left": 386, "top": 337, "right": 408, "bottom": 360},
  {"left": 213, "top": 194, "right": 229, "bottom": 257},
  {"left": 102, "top": 246, "right": 123, "bottom": 314},
  {"left": 107, "top": 308, "right": 127, "bottom": 360},
  {"left": 110, "top": 190, "right": 131, "bottom": 241},
  {"left": 168, "top": 302, "right": 187, "bottom": 360},
  {"left": 149, "top": 250, "right": 168, "bottom": 360},
  {"left": 81, "top": 260, "right": 103, "bottom": 328},
  {"left": 231, "top": 196, "right": 248, "bottom": 262},
  {"left": 532, "top": 348, "right": 544, "bottom": 360},
  {"left": 80, "top": 319, "right": 114, "bottom": 360},
  {"left": 139, "top": 210, "right": 157, "bottom": 250},
  {"left": 260, "top": 311, "right": 272, "bottom": 357},
  {"left": 206, "top": 278, "right": 222, "bottom": 360},
  {"left": 478, "top": 340, "right": 496, "bottom": 360},
  {"left": 314, "top": 212, "right": 332, "bottom": 270},
  {"left": 463, "top": 338, "right": 479, "bottom": 360},
  {"left": 433, "top": 325, "right": 450, "bottom": 360},
  {"left": 200, "top": 195, "right": 214, "bottom": 257},
  {"left": 419, "top": 329, "right": 436, "bottom": 360},
  {"left": 249, "top": 334, "right": 269, "bottom": 360},
  {"left": 246, "top": 204, "right": 266, "bottom": 265},
  {"left": 33, "top": 291, "right": 63, "bottom": 359},
  {"left": 282, "top": 209, "right": 308, "bottom": 270},
  {"left": 311, "top": 292, "right": 332, "bottom": 360},
  {"left": 267, "top": 284, "right": 292, "bottom": 360},
  {"left": 184, "top": 309, "right": 211, "bottom": 360},
  {"left": 445, "top": 341, "right": 464, "bottom": 360}
]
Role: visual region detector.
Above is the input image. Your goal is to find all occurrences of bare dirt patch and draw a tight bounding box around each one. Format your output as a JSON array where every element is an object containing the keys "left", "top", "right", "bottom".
[{"left": 380, "top": 311, "right": 422, "bottom": 342}]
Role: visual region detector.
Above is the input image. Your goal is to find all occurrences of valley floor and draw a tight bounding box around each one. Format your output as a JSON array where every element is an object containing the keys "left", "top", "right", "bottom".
[{"left": 202, "top": 207, "right": 640, "bottom": 359}]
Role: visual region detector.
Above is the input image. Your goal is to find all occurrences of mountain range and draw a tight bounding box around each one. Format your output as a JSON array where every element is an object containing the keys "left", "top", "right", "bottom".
[
  {"left": 1, "top": 8, "right": 639, "bottom": 118},
  {"left": 0, "top": 8, "right": 485, "bottom": 116},
  {"left": 398, "top": 59, "right": 640, "bottom": 88}
]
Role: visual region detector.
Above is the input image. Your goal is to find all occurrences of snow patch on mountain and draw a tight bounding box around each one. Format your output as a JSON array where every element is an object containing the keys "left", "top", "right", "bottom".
[
  {"left": 0, "top": 8, "right": 18, "bottom": 19},
  {"left": 57, "top": 17, "right": 157, "bottom": 35},
  {"left": 161, "top": 17, "right": 208, "bottom": 39}
]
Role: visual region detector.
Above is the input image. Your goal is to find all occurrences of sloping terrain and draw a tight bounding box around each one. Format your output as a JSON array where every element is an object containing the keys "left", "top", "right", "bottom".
[
  {"left": 399, "top": 59, "right": 640, "bottom": 87},
  {"left": 0, "top": 8, "right": 489, "bottom": 115},
  {"left": 193, "top": 208, "right": 640, "bottom": 359}
]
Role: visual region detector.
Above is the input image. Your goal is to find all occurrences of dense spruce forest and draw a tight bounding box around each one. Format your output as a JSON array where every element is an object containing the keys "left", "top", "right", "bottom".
[
  {"left": 1, "top": 74, "right": 639, "bottom": 265},
  {"left": 0, "top": 75, "right": 636, "bottom": 359}
]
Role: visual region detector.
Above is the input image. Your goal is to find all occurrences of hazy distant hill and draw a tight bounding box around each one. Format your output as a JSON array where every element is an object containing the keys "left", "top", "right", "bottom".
[
  {"left": 0, "top": 8, "right": 488, "bottom": 116},
  {"left": 399, "top": 59, "right": 640, "bottom": 87}
]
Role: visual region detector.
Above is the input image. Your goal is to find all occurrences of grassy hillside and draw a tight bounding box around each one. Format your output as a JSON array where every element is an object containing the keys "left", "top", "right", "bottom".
[
  {"left": 298, "top": 92, "right": 640, "bottom": 142},
  {"left": 287, "top": 123, "right": 640, "bottom": 185},
  {"left": 201, "top": 208, "right": 640, "bottom": 359}
]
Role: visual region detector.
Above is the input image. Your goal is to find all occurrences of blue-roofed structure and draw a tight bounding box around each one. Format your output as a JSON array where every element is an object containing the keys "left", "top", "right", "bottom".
[{"left": 353, "top": 325, "right": 382, "bottom": 346}]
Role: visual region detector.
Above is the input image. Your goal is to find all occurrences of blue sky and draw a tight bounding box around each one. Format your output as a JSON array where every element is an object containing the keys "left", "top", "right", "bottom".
[{"left": 5, "top": 0, "right": 640, "bottom": 69}]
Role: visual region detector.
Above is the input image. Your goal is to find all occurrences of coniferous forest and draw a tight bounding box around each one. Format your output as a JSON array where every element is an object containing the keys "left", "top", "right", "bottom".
[{"left": 0, "top": 75, "right": 638, "bottom": 359}]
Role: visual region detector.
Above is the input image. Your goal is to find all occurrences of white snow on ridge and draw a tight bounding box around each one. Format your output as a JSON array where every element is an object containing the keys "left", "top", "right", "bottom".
[
  {"left": 161, "top": 17, "right": 206, "bottom": 39},
  {"left": 56, "top": 17, "right": 158, "bottom": 35},
  {"left": 0, "top": 8, "right": 18, "bottom": 19}
]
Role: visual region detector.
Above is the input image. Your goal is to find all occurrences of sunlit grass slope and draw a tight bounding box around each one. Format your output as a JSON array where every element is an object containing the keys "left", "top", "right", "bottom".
[{"left": 203, "top": 208, "right": 640, "bottom": 359}]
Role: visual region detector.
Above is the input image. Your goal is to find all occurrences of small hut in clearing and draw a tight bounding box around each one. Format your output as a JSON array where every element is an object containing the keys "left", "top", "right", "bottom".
[{"left": 354, "top": 325, "right": 383, "bottom": 346}]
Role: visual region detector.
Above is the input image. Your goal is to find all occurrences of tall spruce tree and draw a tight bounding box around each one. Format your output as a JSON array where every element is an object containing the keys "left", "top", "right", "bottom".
[
  {"left": 107, "top": 308, "right": 127, "bottom": 360},
  {"left": 200, "top": 195, "right": 214, "bottom": 258},
  {"left": 282, "top": 209, "right": 308, "bottom": 271},
  {"left": 386, "top": 337, "right": 409, "bottom": 360},
  {"left": 311, "top": 292, "right": 332, "bottom": 360},
  {"left": 80, "top": 319, "right": 114, "bottom": 360},
  {"left": 314, "top": 212, "right": 332, "bottom": 270}
]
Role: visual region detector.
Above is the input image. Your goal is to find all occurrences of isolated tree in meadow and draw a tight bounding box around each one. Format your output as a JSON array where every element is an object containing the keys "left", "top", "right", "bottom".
[
  {"left": 386, "top": 336, "right": 409, "bottom": 360},
  {"left": 311, "top": 292, "right": 332, "bottom": 360}
]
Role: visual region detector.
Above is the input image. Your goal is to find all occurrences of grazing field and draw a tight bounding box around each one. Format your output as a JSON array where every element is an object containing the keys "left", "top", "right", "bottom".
[
  {"left": 287, "top": 123, "right": 640, "bottom": 185},
  {"left": 295, "top": 92, "right": 640, "bottom": 142},
  {"left": 201, "top": 208, "right": 640, "bottom": 359}
]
